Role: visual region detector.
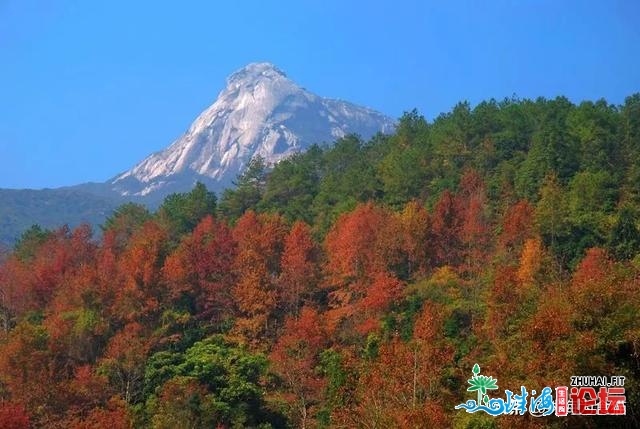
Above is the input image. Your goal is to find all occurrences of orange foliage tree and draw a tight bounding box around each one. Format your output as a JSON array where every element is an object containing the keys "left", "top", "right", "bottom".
[
  {"left": 324, "top": 203, "right": 404, "bottom": 335},
  {"left": 0, "top": 402, "right": 30, "bottom": 429},
  {"left": 114, "top": 220, "right": 169, "bottom": 324},
  {"left": 455, "top": 170, "right": 491, "bottom": 275},
  {"left": 163, "top": 215, "right": 236, "bottom": 321},
  {"left": 277, "top": 221, "right": 320, "bottom": 318},
  {"left": 270, "top": 307, "right": 327, "bottom": 428},
  {"left": 231, "top": 211, "right": 288, "bottom": 346},
  {"left": 430, "top": 190, "right": 461, "bottom": 268},
  {"left": 395, "top": 200, "right": 430, "bottom": 278}
]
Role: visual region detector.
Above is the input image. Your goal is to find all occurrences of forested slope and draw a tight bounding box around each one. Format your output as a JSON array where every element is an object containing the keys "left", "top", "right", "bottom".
[{"left": 1, "top": 94, "right": 639, "bottom": 428}]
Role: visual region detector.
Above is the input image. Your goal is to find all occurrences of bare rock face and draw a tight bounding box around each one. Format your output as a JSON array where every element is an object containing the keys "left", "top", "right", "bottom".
[{"left": 110, "top": 62, "right": 395, "bottom": 198}]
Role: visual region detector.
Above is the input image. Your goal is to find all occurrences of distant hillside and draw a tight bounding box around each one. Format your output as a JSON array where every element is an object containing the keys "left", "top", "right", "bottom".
[{"left": 0, "top": 188, "right": 120, "bottom": 244}]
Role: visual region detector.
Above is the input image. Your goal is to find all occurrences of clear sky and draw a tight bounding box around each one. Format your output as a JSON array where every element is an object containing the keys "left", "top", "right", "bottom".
[{"left": 1, "top": 0, "right": 638, "bottom": 189}]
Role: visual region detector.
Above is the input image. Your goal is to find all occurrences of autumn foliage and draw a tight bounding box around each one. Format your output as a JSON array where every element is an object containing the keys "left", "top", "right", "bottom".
[{"left": 1, "top": 164, "right": 639, "bottom": 428}]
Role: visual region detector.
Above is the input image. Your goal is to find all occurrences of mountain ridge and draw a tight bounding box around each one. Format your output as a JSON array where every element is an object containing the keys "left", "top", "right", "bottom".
[
  {"left": 0, "top": 62, "right": 396, "bottom": 243},
  {"left": 108, "top": 62, "right": 395, "bottom": 198}
]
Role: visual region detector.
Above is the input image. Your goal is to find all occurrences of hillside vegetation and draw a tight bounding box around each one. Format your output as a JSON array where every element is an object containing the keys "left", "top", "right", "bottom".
[{"left": 1, "top": 94, "right": 639, "bottom": 428}]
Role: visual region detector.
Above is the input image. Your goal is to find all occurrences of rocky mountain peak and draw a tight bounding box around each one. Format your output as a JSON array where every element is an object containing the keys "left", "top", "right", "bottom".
[
  {"left": 225, "top": 62, "right": 288, "bottom": 86},
  {"left": 110, "top": 63, "right": 395, "bottom": 200}
]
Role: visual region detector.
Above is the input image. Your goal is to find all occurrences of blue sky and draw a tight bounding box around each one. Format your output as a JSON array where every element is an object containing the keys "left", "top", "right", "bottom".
[{"left": 1, "top": 0, "right": 638, "bottom": 189}]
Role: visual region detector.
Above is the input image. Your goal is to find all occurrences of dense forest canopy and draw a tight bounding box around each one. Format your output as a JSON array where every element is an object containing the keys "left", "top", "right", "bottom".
[{"left": 1, "top": 94, "right": 639, "bottom": 428}]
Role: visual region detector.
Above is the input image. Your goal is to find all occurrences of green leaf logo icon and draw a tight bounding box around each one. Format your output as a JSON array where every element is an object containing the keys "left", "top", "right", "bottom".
[{"left": 467, "top": 364, "right": 499, "bottom": 405}]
